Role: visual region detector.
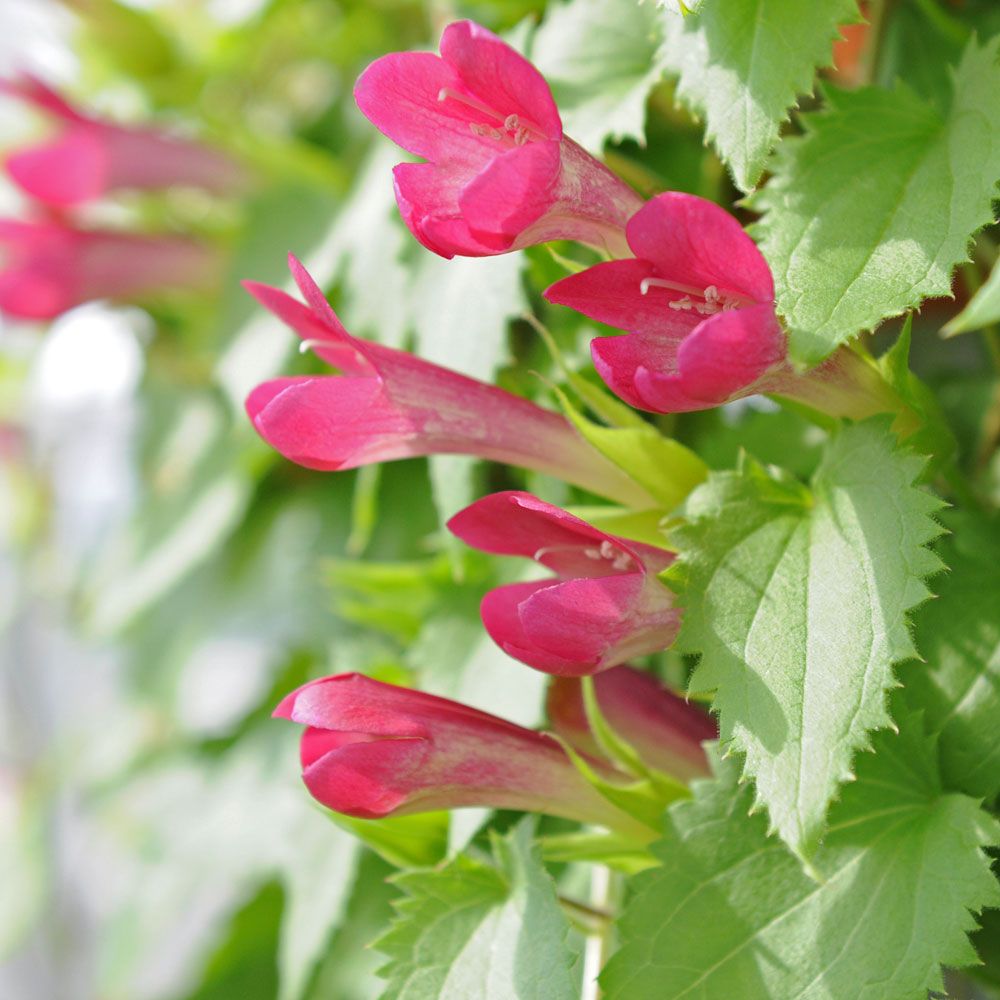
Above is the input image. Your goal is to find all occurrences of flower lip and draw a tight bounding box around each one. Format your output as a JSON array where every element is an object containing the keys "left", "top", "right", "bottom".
[
  {"left": 449, "top": 492, "right": 680, "bottom": 675},
  {"left": 446, "top": 490, "right": 673, "bottom": 576}
]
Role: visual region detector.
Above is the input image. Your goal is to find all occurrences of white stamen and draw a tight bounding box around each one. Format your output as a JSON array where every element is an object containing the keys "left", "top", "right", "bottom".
[
  {"left": 299, "top": 338, "right": 336, "bottom": 354},
  {"left": 583, "top": 546, "right": 603, "bottom": 560},
  {"left": 641, "top": 276, "right": 748, "bottom": 315},
  {"left": 504, "top": 114, "right": 520, "bottom": 130}
]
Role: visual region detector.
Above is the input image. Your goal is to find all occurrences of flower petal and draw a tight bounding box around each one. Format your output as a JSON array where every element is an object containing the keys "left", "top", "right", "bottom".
[
  {"left": 481, "top": 580, "right": 593, "bottom": 675},
  {"left": 246, "top": 375, "right": 413, "bottom": 471},
  {"left": 242, "top": 279, "right": 369, "bottom": 373},
  {"left": 590, "top": 331, "right": 682, "bottom": 412},
  {"left": 519, "top": 574, "right": 651, "bottom": 674},
  {"left": 393, "top": 161, "right": 501, "bottom": 258},
  {"left": 544, "top": 258, "right": 702, "bottom": 341},
  {"left": 633, "top": 303, "right": 786, "bottom": 412},
  {"left": 439, "top": 20, "right": 561, "bottom": 140},
  {"left": 459, "top": 139, "right": 562, "bottom": 246},
  {"left": 353, "top": 51, "right": 496, "bottom": 169},
  {"left": 5, "top": 128, "right": 107, "bottom": 206},
  {"left": 447, "top": 490, "right": 610, "bottom": 561},
  {"left": 302, "top": 736, "right": 428, "bottom": 818},
  {"left": 626, "top": 192, "right": 774, "bottom": 303}
]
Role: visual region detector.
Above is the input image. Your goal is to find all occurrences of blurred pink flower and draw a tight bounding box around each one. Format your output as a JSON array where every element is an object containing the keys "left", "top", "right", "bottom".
[
  {"left": 274, "top": 672, "right": 645, "bottom": 832},
  {"left": 544, "top": 192, "right": 787, "bottom": 414},
  {"left": 0, "top": 218, "right": 220, "bottom": 320},
  {"left": 2, "top": 74, "right": 246, "bottom": 207},
  {"left": 447, "top": 491, "right": 681, "bottom": 676},
  {"left": 354, "top": 20, "right": 641, "bottom": 258},
  {"left": 546, "top": 665, "right": 715, "bottom": 781},
  {"left": 245, "top": 257, "right": 653, "bottom": 507}
]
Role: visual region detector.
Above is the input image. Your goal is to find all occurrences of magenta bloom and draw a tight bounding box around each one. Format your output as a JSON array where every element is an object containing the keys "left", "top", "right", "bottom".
[
  {"left": 546, "top": 666, "right": 715, "bottom": 782},
  {"left": 544, "top": 192, "right": 786, "bottom": 413},
  {"left": 245, "top": 257, "right": 651, "bottom": 507},
  {"left": 447, "top": 492, "right": 681, "bottom": 676},
  {"left": 2, "top": 75, "right": 246, "bottom": 207},
  {"left": 354, "top": 20, "right": 642, "bottom": 259},
  {"left": 0, "top": 219, "right": 220, "bottom": 320},
  {"left": 274, "top": 672, "right": 645, "bottom": 832}
]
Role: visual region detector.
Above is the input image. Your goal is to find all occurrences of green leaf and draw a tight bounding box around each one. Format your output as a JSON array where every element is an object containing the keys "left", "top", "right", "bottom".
[
  {"left": 553, "top": 387, "right": 708, "bottom": 511},
  {"left": 753, "top": 37, "right": 1000, "bottom": 364},
  {"left": 334, "top": 812, "right": 449, "bottom": 870},
  {"left": 602, "top": 717, "right": 1000, "bottom": 1000},
  {"left": 531, "top": 0, "right": 664, "bottom": 149},
  {"left": 946, "top": 256, "right": 1000, "bottom": 335},
  {"left": 874, "top": 317, "right": 957, "bottom": 464},
  {"left": 905, "top": 511, "right": 1000, "bottom": 799},
  {"left": 672, "top": 419, "right": 944, "bottom": 856},
  {"left": 376, "top": 820, "right": 579, "bottom": 1000},
  {"left": 657, "top": 0, "right": 859, "bottom": 193}
]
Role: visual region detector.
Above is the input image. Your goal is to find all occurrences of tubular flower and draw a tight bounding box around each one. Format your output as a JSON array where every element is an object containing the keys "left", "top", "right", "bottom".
[
  {"left": 1, "top": 75, "right": 246, "bottom": 207},
  {"left": 546, "top": 666, "right": 715, "bottom": 782},
  {"left": 544, "top": 191, "right": 902, "bottom": 418},
  {"left": 274, "top": 672, "right": 647, "bottom": 834},
  {"left": 544, "top": 192, "right": 786, "bottom": 414},
  {"left": 447, "top": 491, "right": 681, "bottom": 676},
  {"left": 0, "top": 219, "right": 220, "bottom": 320},
  {"left": 244, "top": 257, "right": 653, "bottom": 508},
  {"left": 354, "top": 20, "right": 642, "bottom": 259}
]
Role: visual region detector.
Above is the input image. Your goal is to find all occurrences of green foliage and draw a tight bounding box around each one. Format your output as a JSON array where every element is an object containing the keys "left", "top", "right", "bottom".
[
  {"left": 904, "top": 512, "right": 1000, "bottom": 799},
  {"left": 531, "top": 0, "right": 664, "bottom": 149},
  {"left": 555, "top": 386, "right": 708, "bottom": 511},
  {"left": 376, "top": 821, "right": 579, "bottom": 1000},
  {"left": 8, "top": 1, "right": 1000, "bottom": 997},
  {"left": 672, "top": 419, "right": 944, "bottom": 856},
  {"left": 658, "top": 0, "right": 859, "bottom": 192},
  {"left": 947, "top": 256, "right": 1000, "bottom": 336},
  {"left": 602, "top": 717, "right": 1000, "bottom": 1000},
  {"left": 754, "top": 36, "right": 1000, "bottom": 363}
]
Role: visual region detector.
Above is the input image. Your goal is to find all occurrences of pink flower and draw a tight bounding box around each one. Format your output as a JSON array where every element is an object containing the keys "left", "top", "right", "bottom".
[
  {"left": 0, "top": 218, "right": 220, "bottom": 320},
  {"left": 2, "top": 75, "right": 246, "bottom": 207},
  {"left": 274, "top": 672, "right": 647, "bottom": 833},
  {"left": 245, "top": 257, "right": 653, "bottom": 508},
  {"left": 544, "top": 192, "right": 787, "bottom": 414},
  {"left": 447, "top": 492, "right": 681, "bottom": 676},
  {"left": 354, "top": 20, "right": 642, "bottom": 259},
  {"left": 546, "top": 666, "right": 715, "bottom": 782}
]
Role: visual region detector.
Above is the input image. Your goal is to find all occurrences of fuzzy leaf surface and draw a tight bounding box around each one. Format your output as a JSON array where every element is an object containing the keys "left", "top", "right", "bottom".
[
  {"left": 376, "top": 820, "right": 578, "bottom": 1000},
  {"left": 904, "top": 512, "right": 1000, "bottom": 799},
  {"left": 657, "top": 0, "right": 859, "bottom": 192},
  {"left": 673, "top": 419, "right": 944, "bottom": 855},
  {"left": 754, "top": 37, "right": 1000, "bottom": 363},
  {"left": 602, "top": 717, "right": 1000, "bottom": 1000}
]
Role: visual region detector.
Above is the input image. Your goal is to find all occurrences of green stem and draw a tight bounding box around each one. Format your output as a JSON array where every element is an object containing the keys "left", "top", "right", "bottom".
[{"left": 859, "top": 0, "right": 897, "bottom": 87}]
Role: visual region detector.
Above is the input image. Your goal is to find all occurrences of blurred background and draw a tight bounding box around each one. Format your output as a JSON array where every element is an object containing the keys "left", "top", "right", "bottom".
[{"left": 2, "top": 1, "right": 998, "bottom": 999}]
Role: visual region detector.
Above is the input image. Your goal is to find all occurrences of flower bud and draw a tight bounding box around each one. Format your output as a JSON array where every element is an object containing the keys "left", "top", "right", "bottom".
[
  {"left": 274, "top": 673, "right": 647, "bottom": 834},
  {"left": 547, "top": 666, "right": 715, "bottom": 781}
]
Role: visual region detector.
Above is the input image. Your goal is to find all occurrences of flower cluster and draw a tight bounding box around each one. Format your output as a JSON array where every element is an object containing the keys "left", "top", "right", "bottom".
[
  {"left": 256, "top": 21, "right": 908, "bottom": 833},
  {"left": 0, "top": 75, "right": 245, "bottom": 320}
]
